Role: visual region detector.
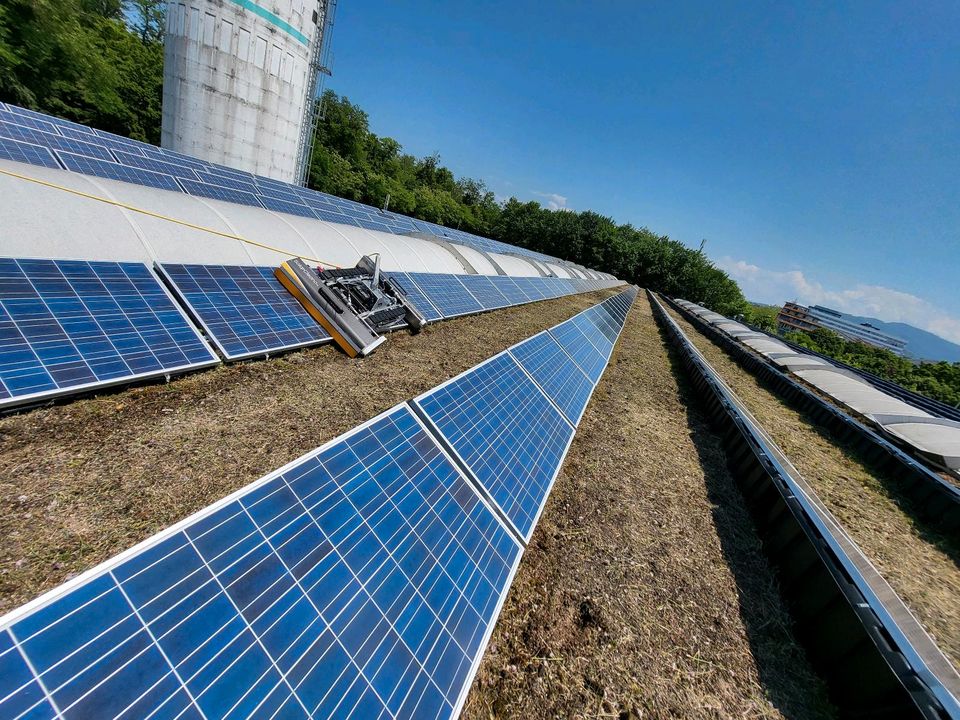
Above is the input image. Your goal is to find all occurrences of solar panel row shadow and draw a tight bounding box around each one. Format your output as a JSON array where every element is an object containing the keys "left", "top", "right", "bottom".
[
  {"left": 156, "top": 263, "right": 331, "bottom": 360},
  {"left": 0, "top": 405, "right": 522, "bottom": 720},
  {"left": 0, "top": 258, "right": 218, "bottom": 408}
]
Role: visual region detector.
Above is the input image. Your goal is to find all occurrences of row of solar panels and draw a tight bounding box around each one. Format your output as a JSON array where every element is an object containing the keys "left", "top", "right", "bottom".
[
  {"left": 674, "top": 299, "right": 960, "bottom": 474},
  {"left": 0, "top": 103, "right": 569, "bottom": 267},
  {"left": 0, "top": 287, "right": 638, "bottom": 720},
  {"left": 0, "top": 255, "right": 622, "bottom": 410}
]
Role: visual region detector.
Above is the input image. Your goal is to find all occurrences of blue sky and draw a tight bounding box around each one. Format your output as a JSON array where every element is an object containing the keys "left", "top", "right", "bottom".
[{"left": 329, "top": 1, "right": 960, "bottom": 343}]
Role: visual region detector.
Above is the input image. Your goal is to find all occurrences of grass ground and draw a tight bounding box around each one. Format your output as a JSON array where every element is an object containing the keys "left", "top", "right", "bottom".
[
  {"left": 0, "top": 289, "right": 833, "bottom": 718},
  {"left": 665, "top": 304, "right": 960, "bottom": 674}
]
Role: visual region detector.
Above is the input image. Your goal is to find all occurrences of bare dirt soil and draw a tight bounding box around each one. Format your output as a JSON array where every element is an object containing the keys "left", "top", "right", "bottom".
[
  {"left": 464, "top": 293, "right": 833, "bottom": 719},
  {"left": 665, "top": 305, "right": 960, "bottom": 673},
  {"left": 0, "top": 292, "right": 614, "bottom": 614}
]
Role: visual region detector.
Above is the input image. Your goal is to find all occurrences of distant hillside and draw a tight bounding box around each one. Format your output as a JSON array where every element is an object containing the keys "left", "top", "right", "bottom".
[{"left": 830, "top": 312, "right": 960, "bottom": 363}]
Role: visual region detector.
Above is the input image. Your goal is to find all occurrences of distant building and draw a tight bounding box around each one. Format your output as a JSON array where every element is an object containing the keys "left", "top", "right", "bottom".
[{"left": 777, "top": 302, "right": 908, "bottom": 355}]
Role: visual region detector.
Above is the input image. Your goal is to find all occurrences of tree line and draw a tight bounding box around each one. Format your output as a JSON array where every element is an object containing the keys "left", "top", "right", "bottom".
[{"left": 0, "top": 2, "right": 747, "bottom": 314}]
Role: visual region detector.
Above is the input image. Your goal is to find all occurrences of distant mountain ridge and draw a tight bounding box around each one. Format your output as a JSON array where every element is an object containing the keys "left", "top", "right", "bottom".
[{"left": 819, "top": 310, "right": 960, "bottom": 363}]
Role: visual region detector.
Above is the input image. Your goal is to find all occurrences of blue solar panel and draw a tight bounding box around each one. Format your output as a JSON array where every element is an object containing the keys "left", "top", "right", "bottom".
[
  {"left": 548, "top": 315, "right": 610, "bottom": 384},
  {"left": 406, "top": 274, "right": 483, "bottom": 319},
  {"left": 193, "top": 170, "right": 259, "bottom": 194},
  {"left": 509, "top": 331, "right": 594, "bottom": 426},
  {"left": 157, "top": 263, "right": 331, "bottom": 360},
  {"left": 0, "top": 405, "right": 521, "bottom": 720},
  {"left": 56, "top": 125, "right": 145, "bottom": 155},
  {"left": 455, "top": 275, "right": 510, "bottom": 311},
  {"left": 112, "top": 148, "right": 201, "bottom": 181},
  {"left": 179, "top": 178, "right": 262, "bottom": 206},
  {"left": 312, "top": 208, "right": 359, "bottom": 225},
  {"left": 582, "top": 304, "right": 620, "bottom": 344},
  {"left": 388, "top": 273, "right": 442, "bottom": 322},
  {"left": 512, "top": 277, "right": 547, "bottom": 301},
  {"left": 56, "top": 151, "right": 181, "bottom": 191},
  {"left": 0, "top": 137, "right": 61, "bottom": 169},
  {"left": 259, "top": 195, "right": 317, "bottom": 219},
  {"left": 0, "top": 258, "right": 218, "bottom": 408},
  {"left": 488, "top": 276, "right": 531, "bottom": 306},
  {"left": 415, "top": 352, "right": 575, "bottom": 541},
  {"left": 0, "top": 121, "right": 114, "bottom": 162},
  {"left": 0, "top": 108, "right": 60, "bottom": 134}
]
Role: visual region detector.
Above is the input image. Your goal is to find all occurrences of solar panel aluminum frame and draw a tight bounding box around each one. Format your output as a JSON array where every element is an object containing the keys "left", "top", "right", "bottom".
[
  {"left": 154, "top": 263, "right": 332, "bottom": 362},
  {"left": 411, "top": 350, "right": 579, "bottom": 545},
  {"left": 0, "top": 259, "right": 220, "bottom": 411},
  {"left": 0, "top": 403, "right": 525, "bottom": 720}
]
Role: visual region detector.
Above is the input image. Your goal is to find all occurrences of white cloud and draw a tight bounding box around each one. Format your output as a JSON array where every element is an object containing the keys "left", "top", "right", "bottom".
[
  {"left": 717, "top": 257, "right": 960, "bottom": 345},
  {"left": 532, "top": 191, "right": 568, "bottom": 211}
]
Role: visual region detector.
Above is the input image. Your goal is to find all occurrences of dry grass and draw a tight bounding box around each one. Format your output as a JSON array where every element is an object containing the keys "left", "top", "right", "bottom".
[
  {"left": 463, "top": 293, "right": 833, "bottom": 719},
  {"left": 665, "top": 305, "right": 960, "bottom": 673},
  {"left": 0, "top": 291, "right": 613, "bottom": 614}
]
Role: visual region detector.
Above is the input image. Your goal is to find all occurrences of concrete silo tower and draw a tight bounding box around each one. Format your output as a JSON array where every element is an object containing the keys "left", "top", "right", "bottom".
[{"left": 161, "top": 0, "right": 336, "bottom": 183}]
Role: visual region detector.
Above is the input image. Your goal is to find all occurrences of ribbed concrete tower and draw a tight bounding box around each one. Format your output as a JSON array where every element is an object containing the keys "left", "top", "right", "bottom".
[{"left": 161, "top": 0, "right": 331, "bottom": 182}]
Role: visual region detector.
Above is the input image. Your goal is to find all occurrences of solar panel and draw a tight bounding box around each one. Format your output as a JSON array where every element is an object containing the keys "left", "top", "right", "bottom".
[
  {"left": 548, "top": 315, "right": 610, "bottom": 384},
  {"left": 0, "top": 258, "right": 218, "bottom": 408},
  {"left": 406, "top": 273, "right": 483, "bottom": 319},
  {"left": 56, "top": 126, "right": 145, "bottom": 155},
  {"left": 56, "top": 151, "right": 181, "bottom": 191},
  {"left": 488, "top": 276, "right": 530, "bottom": 306},
  {"left": 0, "top": 108, "right": 59, "bottom": 134},
  {"left": 259, "top": 195, "right": 317, "bottom": 219},
  {"left": 156, "top": 263, "right": 331, "bottom": 360},
  {"left": 455, "top": 275, "right": 510, "bottom": 311},
  {"left": 510, "top": 277, "right": 545, "bottom": 302},
  {"left": 0, "top": 121, "right": 113, "bottom": 162},
  {"left": 388, "top": 273, "right": 443, "bottom": 322},
  {"left": 582, "top": 305, "right": 620, "bottom": 344},
  {"left": 0, "top": 405, "right": 522, "bottom": 720},
  {"left": 112, "top": 148, "right": 201, "bottom": 181},
  {"left": 193, "top": 170, "right": 259, "bottom": 194},
  {"left": 179, "top": 178, "right": 262, "bottom": 207},
  {"left": 414, "top": 352, "right": 575, "bottom": 541},
  {"left": 0, "top": 137, "right": 61, "bottom": 169},
  {"left": 509, "top": 331, "right": 595, "bottom": 426}
]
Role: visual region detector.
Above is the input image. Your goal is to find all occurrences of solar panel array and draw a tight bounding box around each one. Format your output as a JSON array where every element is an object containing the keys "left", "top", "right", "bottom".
[
  {"left": 156, "top": 263, "right": 331, "bottom": 361},
  {"left": 0, "top": 287, "right": 637, "bottom": 720},
  {"left": 0, "top": 258, "right": 218, "bottom": 408},
  {"left": 0, "top": 251, "right": 621, "bottom": 410},
  {"left": 0, "top": 104, "right": 616, "bottom": 270}
]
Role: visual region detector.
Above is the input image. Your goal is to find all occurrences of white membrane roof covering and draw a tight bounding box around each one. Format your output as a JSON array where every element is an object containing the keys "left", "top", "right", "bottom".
[
  {"left": 0, "top": 158, "right": 599, "bottom": 278},
  {"left": 876, "top": 421, "right": 960, "bottom": 470}
]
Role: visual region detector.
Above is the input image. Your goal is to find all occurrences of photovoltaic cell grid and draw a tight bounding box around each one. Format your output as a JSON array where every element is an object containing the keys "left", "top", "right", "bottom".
[
  {"left": 0, "top": 137, "right": 60, "bottom": 169},
  {"left": 415, "top": 352, "right": 575, "bottom": 541},
  {"left": 454, "top": 275, "right": 509, "bottom": 311},
  {"left": 509, "top": 331, "right": 594, "bottom": 426},
  {"left": 548, "top": 314, "right": 612, "bottom": 385},
  {"left": 0, "top": 258, "right": 217, "bottom": 407},
  {"left": 156, "top": 263, "right": 331, "bottom": 360},
  {"left": 388, "top": 273, "right": 443, "bottom": 323},
  {"left": 0, "top": 102, "right": 613, "bottom": 268},
  {"left": 0, "top": 121, "right": 115, "bottom": 161},
  {"left": 404, "top": 274, "right": 483, "bottom": 319},
  {"left": 0, "top": 405, "right": 522, "bottom": 720}
]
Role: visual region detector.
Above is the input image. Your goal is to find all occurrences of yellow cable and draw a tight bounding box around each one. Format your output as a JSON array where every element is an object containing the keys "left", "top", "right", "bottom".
[{"left": 0, "top": 166, "right": 342, "bottom": 268}]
